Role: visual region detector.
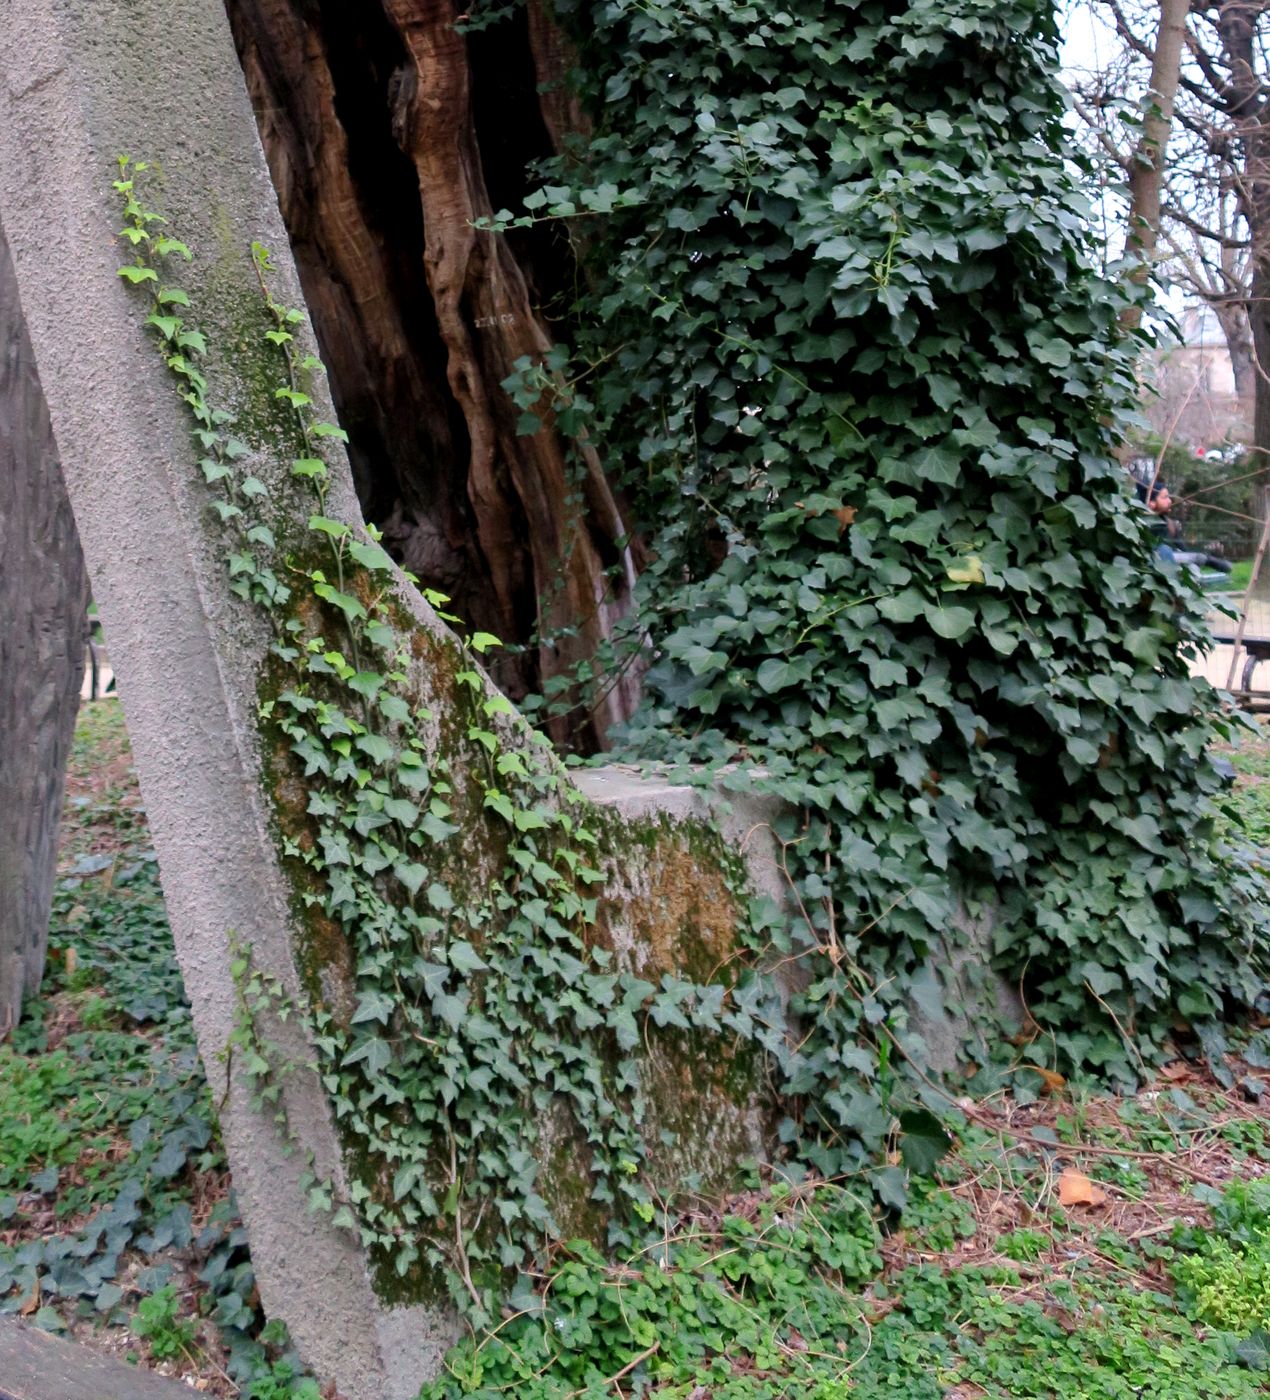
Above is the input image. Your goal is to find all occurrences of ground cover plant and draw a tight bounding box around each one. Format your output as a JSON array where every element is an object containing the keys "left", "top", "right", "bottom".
[
  {"left": 8, "top": 702, "right": 1270, "bottom": 1397},
  {"left": 0, "top": 702, "right": 319, "bottom": 1397}
]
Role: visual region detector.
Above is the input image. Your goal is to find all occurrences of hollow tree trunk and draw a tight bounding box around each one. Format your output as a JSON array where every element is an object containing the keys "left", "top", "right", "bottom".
[
  {"left": 224, "top": 0, "right": 640, "bottom": 750},
  {"left": 0, "top": 217, "right": 89, "bottom": 1037}
]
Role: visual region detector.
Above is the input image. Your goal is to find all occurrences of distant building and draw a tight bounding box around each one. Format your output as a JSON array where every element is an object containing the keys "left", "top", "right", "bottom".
[{"left": 1147, "top": 305, "right": 1250, "bottom": 451}]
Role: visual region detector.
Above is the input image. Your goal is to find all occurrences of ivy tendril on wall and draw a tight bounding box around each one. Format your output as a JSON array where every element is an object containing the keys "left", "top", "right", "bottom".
[{"left": 112, "top": 156, "right": 767, "bottom": 1323}]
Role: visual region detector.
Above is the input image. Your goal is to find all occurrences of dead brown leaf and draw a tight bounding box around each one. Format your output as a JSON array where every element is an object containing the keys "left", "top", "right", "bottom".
[
  {"left": 1022, "top": 1064, "right": 1067, "bottom": 1096},
  {"left": 1058, "top": 1168, "right": 1107, "bottom": 1208}
]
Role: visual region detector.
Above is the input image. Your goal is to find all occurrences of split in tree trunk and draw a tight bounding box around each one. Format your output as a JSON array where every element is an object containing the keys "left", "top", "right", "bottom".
[{"left": 224, "top": 0, "right": 641, "bottom": 751}]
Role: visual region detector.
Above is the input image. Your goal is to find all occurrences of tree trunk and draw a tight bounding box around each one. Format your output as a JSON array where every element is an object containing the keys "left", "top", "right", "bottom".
[
  {"left": 1121, "top": 0, "right": 1191, "bottom": 331},
  {"left": 1212, "top": 299, "right": 1256, "bottom": 407},
  {"left": 0, "top": 216, "right": 88, "bottom": 1038},
  {"left": 223, "top": 0, "right": 640, "bottom": 750}
]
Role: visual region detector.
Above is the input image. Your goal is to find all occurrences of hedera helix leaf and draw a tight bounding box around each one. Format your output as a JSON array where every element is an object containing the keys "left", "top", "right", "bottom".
[
  {"left": 928, "top": 606, "right": 975, "bottom": 640},
  {"left": 356, "top": 733, "right": 394, "bottom": 765},
  {"left": 352, "top": 991, "right": 395, "bottom": 1025},
  {"left": 348, "top": 539, "right": 394, "bottom": 573},
  {"left": 393, "top": 861, "right": 428, "bottom": 897},
  {"left": 154, "top": 236, "right": 192, "bottom": 261},
  {"left": 448, "top": 942, "right": 488, "bottom": 975},
  {"left": 146, "top": 314, "right": 181, "bottom": 340},
  {"left": 427, "top": 883, "right": 455, "bottom": 913},
  {"left": 312, "top": 581, "right": 366, "bottom": 622}
]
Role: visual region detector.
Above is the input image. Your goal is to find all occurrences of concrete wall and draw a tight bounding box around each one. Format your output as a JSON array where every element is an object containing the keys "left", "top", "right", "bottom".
[{"left": 0, "top": 4, "right": 454, "bottom": 1396}]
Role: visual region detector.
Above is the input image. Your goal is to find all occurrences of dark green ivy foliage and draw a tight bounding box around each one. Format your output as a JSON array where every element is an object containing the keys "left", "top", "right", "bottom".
[{"left": 516, "top": 0, "right": 1270, "bottom": 1151}]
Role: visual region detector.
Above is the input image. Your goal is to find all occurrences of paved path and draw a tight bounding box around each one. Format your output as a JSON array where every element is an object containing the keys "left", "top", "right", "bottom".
[{"left": 1197, "top": 595, "right": 1270, "bottom": 692}]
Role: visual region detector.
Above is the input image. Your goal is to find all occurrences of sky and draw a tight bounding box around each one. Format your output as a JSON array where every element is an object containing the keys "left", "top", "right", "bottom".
[{"left": 1060, "top": 2, "right": 1118, "bottom": 81}]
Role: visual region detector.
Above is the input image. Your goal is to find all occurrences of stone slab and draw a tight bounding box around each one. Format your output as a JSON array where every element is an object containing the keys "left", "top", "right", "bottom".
[
  {"left": 0, "top": 4, "right": 445, "bottom": 1396},
  {"left": 0, "top": 1319, "right": 195, "bottom": 1400}
]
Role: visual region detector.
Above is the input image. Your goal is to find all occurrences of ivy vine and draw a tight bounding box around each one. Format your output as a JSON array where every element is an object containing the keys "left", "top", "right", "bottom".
[
  {"left": 112, "top": 159, "right": 747, "bottom": 1324},
  {"left": 490, "top": 0, "right": 1270, "bottom": 1173},
  {"left": 111, "top": 0, "right": 1270, "bottom": 1323}
]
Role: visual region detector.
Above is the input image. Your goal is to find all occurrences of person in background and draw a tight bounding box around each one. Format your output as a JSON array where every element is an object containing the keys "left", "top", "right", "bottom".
[{"left": 1138, "top": 475, "right": 1232, "bottom": 578}]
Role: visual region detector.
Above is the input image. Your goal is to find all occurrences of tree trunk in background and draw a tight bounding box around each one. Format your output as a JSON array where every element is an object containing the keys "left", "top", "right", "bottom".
[
  {"left": 0, "top": 218, "right": 89, "bottom": 1037},
  {"left": 1120, "top": 0, "right": 1191, "bottom": 332},
  {"left": 224, "top": 0, "right": 641, "bottom": 750},
  {"left": 1212, "top": 300, "right": 1255, "bottom": 407}
]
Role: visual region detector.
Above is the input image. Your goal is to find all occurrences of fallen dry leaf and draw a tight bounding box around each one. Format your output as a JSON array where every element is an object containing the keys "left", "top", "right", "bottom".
[
  {"left": 1058, "top": 1168, "right": 1107, "bottom": 1208},
  {"left": 1022, "top": 1064, "right": 1067, "bottom": 1096}
]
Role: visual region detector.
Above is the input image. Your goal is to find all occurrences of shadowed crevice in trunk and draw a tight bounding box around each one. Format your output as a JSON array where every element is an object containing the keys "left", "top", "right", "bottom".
[{"left": 224, "top": 0, "right": 640, "bottom": 749}]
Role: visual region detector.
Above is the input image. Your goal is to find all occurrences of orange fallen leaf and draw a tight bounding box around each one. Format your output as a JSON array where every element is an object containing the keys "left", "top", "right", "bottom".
[
  {"left": 833, "top": 505, "right": 857, "bottom": 535},
  {"left": 1160, "top": 1061, "right": 1191, "bottom": 1081},
  {"left": 1058, "top": 1168, "right": 1107, "bottom": 1208},
  {"left": 19, "top": 1279, "right": 40, "bottom": 1316},
  {"left": 1022, "top": 1064, "right": 1067, "bottom": 1096}
]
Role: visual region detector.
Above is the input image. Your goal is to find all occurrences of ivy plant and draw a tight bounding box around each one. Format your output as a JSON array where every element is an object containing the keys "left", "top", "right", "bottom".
[
  {"left": 484, "top": 0, "right": 1270, "bottom": 1171},
  {"left": 112, "top": 160, "right": 751, "bottom": 1324}
]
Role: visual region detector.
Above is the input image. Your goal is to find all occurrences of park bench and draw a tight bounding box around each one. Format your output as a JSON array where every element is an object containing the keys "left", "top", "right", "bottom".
[
  {"left": 0, "top": 1317, "right": 196, "bottom": 1400},
  {"left": 1213, "top": 634, "right": 1270, "bottom": 695}
]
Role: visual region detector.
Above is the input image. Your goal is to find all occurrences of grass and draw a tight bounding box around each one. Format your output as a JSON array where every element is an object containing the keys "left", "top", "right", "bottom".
[
  {"left": 10, "top": 702, "right": 1270, "bottom": 1398},
  {"left": 1208, "top": 560, "right": 1255, "bottom": 594}
]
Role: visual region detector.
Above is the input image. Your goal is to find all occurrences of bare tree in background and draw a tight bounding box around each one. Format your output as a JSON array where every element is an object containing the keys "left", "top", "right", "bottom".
[
  {"left": 1076, "top": 1, "right": 1270, "bottom": 446},
  {"left": 1121, "top": 0, "right": 1192, "bottom": 330}
]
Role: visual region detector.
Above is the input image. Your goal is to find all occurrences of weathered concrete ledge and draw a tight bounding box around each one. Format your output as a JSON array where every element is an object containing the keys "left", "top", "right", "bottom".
[{"left": 0, "top": 1317, "right": 198, "bottom": 1400}]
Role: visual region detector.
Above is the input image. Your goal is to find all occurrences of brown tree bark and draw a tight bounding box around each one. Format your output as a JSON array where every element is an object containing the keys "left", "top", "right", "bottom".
[
  {"left": 0, "top": 216, "right": 89, "bottom": 1037},
  {"left": 224, "top": 0, "right": 640, "bottom": 750},
  {"left": 1121, "top": 0, "right": 1192, "bottom": 331}
]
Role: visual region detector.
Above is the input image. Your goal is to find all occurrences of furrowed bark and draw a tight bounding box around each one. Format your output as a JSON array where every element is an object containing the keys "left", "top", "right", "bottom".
[{"left": 225, "top": 0, "right": 640, "bottom": 749}]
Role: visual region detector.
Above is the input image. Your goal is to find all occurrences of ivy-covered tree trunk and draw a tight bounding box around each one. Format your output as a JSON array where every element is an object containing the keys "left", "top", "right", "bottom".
[
  {"left": 0, "top": 218, "right": 88, "bottom": 1038},
  {"left": 222, "top": 0, "right": 640, "bottom": 750}
]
